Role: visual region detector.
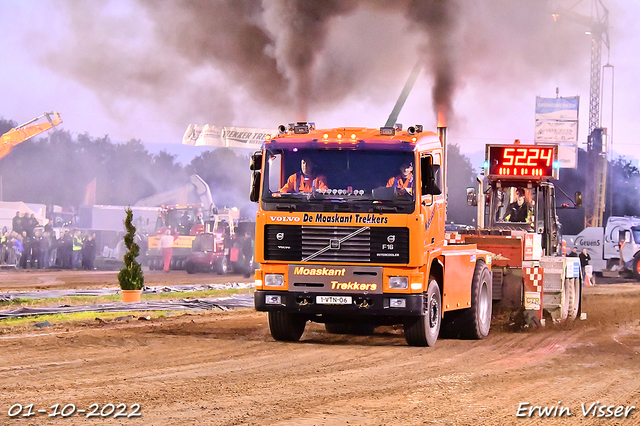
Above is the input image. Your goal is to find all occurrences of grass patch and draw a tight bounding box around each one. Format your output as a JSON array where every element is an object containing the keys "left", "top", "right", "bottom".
[
  {"left": 0, "top": 310, "right": 188, "bottom": 328},
  {"left": 0, "top": 288, "right": 253, "bottom": 309}
]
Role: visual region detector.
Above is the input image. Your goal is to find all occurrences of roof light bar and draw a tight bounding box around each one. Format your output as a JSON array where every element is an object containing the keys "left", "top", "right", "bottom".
[{"left": 287, "top": 121, "right": 315, "bottom": 134}]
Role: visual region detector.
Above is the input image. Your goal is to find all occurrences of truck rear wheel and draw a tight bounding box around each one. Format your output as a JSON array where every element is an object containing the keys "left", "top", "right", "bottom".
[
  {"left": 268, "top": 311, "right": 306, "bottom": 342},
  {"left": 460, "top": 260, "right": 492, "bottom": 339},
  {"left": 404, "top": 279, "right": 441, "bottom": 347}
]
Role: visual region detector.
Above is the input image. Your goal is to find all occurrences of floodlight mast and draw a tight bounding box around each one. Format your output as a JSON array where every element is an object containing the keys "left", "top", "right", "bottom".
[{"left": 553, "top": 0, "right": 611, "bottom": 227}]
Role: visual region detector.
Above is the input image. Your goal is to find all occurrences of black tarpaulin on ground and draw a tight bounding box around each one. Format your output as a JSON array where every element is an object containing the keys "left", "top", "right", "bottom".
[{"left": 0, "top": 294, "right": 255, "bottom": 319}]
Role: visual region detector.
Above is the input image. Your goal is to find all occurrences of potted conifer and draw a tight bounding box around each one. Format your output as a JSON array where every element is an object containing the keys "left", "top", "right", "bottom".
[{"left": 118, "top": 207, "right": 145, "bottom": 302}]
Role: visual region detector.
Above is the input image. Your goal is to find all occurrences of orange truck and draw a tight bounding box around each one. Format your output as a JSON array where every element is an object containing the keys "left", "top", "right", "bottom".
[{"left": 250, "top": 122, "right": 493, "bottom": 346}]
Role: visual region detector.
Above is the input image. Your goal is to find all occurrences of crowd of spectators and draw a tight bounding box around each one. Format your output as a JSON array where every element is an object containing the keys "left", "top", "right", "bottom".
[{"left": 0, "top": 211, "right": 97, "bottom": 270}]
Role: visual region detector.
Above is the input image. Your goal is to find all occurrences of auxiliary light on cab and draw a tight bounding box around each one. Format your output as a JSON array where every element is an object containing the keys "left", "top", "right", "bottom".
[
  {"left": 265, "top": 295, "right": 282, "bottom": 305},
  {"left": 380, "top": 127, "right": 395, "bottom": 136},
  {"left": 389, "top": 298, "right": 406, "bottom": 308}
]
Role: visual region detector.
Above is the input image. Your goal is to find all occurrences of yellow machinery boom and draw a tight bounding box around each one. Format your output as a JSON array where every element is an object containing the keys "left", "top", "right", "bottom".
[{"left": 0, "top": 112, "right": 62, "bottom": 160}]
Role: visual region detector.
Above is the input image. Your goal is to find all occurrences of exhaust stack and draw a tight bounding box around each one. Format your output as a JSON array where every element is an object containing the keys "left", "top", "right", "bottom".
[{"left": 437, "top": 126, "right": 448, "bottom": 221}]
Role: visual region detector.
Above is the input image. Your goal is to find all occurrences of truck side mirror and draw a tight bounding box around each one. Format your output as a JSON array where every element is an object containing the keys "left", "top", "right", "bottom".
[
  {"left": 574, "top": 191, "right": 583, "bottom": 208},
  {"left": 250, "top": 151, "right": 263, "bottom": 171},
  {"left": 466, "top": 187, "right": 477, "bottom": 206},
  {"left": 421, "top": 157, "right": 442, "bottom": 195},
  {"left": 249, "top": 171, "right": 261, "bottom": 202}
]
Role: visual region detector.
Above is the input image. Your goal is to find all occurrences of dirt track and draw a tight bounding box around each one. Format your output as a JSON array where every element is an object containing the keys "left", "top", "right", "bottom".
[{"left": 1, "top": 270, "right": 640, "bottom": 425}]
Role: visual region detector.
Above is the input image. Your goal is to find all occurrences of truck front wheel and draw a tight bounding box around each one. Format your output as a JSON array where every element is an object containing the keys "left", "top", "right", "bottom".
[
  {"left": 268, "top": 311, "right": 306, "bottom": 342},
  {"left": 404, "top": 279, "right": 441, "bottom": 347}
]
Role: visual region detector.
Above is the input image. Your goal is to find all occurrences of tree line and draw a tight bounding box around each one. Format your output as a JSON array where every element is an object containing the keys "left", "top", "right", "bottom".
[
  {"left": 1, "top": 117, "right": 638, "bottom": 234},
  {"left": 0, "top": 117, "right": 254, "bottom": 216}
]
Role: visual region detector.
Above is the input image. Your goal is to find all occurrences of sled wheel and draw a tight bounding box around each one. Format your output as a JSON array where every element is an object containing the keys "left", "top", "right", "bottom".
[{"left": 567, "top": 277, "right": 580, "bottom": 320}]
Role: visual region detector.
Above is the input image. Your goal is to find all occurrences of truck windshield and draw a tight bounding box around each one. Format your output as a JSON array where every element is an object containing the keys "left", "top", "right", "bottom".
[
  {"left": 261, "top": 148, "right": 415, "bottom": 213},
  {"left": 632, "top": 226, "right": 640, "bottom": 244}
]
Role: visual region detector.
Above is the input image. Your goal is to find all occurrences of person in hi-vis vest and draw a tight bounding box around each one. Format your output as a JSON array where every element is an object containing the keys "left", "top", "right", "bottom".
[
  {"left": 280, "top": 157, "right": 328, "bottom": 193},
  {"left": 386, "top": 160, "right": 414, "bottom": 195}
]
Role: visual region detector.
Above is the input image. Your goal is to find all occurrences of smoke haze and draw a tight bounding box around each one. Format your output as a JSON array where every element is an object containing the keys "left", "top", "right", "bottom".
[{"left": 35, "top": 0, "right": 588, "bottom": 130}]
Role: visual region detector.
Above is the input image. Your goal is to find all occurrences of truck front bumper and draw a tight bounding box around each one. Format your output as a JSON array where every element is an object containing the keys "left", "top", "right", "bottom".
[{"left": 254, "top": 290, "right": 425, "bottom": 317}]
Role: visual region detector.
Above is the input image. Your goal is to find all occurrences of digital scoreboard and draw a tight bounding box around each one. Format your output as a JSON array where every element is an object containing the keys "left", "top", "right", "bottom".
[{"left": 485, "top": 145, "right": 559, "bottom": 179}]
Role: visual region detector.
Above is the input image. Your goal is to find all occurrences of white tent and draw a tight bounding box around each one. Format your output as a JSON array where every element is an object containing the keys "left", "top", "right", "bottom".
[{"left": 0, "top": 201, "right": 47, "bottom": 234}]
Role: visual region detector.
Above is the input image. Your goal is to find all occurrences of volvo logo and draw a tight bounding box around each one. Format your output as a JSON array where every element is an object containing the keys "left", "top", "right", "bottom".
[
  {"left": 276, "top": 232, "right": 285, "bottom": 241},
  {"left": 330, "top": 238, "right": 341, "bottom": 249},
  {"left": 387, "top": 235, "right": 396, "bottom": 244}
]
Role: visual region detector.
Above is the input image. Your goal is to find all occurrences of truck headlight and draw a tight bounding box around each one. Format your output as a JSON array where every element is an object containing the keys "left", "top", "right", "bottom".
[
  {"left": 388, "top": 276, "right": 409, "bottom": 289},
  {"left": 264, "top": 274, "right": 284, "bottom": 287}
]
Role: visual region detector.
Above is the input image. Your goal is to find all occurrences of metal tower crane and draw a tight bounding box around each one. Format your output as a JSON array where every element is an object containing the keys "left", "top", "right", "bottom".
[{"left": 553, "top": 0, "right": 610, "bottom": 227}]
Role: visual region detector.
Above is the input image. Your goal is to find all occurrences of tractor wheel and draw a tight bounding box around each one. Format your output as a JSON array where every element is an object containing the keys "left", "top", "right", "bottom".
[
  {"left": 268, "top": 311, "right": 306, "bottom": 342},
  {"left": 460, "top": 260, "right": 492, "bottom": 339},
  {"left": 633, "top": 253, "right": 640, "bottom": 281},
  {"left": 216, "top": 257, "right": 229, "bottom": 275},
  {"left": 185, "top": 262, "right": 197, "bottom": 274},
  {"left": 404, "top": 279, "right": 441, "bottom": 347}
]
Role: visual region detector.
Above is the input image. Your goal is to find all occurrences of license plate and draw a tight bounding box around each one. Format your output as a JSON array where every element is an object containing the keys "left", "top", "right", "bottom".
[{"left": 316, "top": 295, "right": 352, "bottom": 305}]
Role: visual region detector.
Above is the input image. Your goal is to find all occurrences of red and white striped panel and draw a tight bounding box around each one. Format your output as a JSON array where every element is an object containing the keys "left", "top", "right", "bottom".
[
  {"left": 524, "top": 266, "right": 543, "bottom": 292},
  {"left": 445, "top": 232, "right": 465, "bottom": 245}
]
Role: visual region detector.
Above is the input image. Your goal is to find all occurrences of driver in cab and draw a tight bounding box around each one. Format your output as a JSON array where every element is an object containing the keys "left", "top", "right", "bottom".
[
  {"left": 502, "top": 187, "right": 532, "bottom": 222},
  {"left": 386, "top": 160, "right": 414, "bottom": 195},
  {"left": 279, "top": 157, "right": 328, "bottom": 193}
]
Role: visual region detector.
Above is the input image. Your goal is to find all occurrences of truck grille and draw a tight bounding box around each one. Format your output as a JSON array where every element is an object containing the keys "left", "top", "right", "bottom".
[{"left": 264, "top": 225, "right": 409, "bottom": 264}]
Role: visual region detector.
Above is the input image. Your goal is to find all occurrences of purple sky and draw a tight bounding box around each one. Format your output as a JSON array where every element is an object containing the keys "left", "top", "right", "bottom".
[{"left": 1, "top": 0, "right": 638, "bottom": 169}]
